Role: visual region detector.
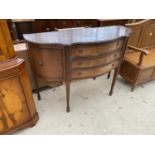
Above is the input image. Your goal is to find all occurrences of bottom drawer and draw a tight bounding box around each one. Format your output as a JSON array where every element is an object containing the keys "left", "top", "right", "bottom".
[{"left": 71, "top": 60, "right": 119, "bottom": 79}]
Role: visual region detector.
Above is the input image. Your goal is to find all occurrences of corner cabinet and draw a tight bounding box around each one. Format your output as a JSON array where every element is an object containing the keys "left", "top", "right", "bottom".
[{"left": 0, "top": 20, "right": 15, "bottom": 62}]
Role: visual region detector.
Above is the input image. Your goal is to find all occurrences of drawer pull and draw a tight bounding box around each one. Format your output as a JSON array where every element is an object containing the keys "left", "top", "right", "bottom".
[
  {"left": 37, "top": 60, "right": 43, "bottom": 66},
  {"left": 150, "top": 32, "right": 153, "bottom": 36},
  {"left": 78, "top": 49, "right": 83, "bottom": 53},
  {"left": 114, "top": 54, "right": 117, "bottom": 57},
  {"left": 78, "top": 72, "right": 82, "bottom": 76},
  {"left": 78, "top": 62, "right": 83, "bottom": 66}
]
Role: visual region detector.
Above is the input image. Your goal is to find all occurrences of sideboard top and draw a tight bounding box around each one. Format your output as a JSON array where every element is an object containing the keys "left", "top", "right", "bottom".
[{"left": 23, "top": 26, "right": 131, "bottom": 46}]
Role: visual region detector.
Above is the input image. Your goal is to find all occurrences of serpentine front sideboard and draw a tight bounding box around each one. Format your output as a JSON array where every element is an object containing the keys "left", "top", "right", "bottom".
[{"left": 23, "top": 26, "right": 131, "bottom": 112}]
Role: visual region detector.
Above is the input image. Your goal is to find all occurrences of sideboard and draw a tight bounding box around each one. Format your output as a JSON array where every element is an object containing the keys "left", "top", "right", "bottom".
[{"left": 24, "top": 26, "right": 131, "bottom": 112}]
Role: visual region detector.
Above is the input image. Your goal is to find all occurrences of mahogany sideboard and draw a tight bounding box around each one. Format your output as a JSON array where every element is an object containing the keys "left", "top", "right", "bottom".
[
  {"left": 0, "top": 58, "right": 39, "bottom": 134},
  {"left": 23, "top": 26, "right": 131, "bottom": 112}
]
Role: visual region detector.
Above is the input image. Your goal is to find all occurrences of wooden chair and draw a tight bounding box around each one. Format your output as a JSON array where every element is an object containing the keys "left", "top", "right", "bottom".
[{"left": 119, "top": 19, "right": 155, "bottom": 91}]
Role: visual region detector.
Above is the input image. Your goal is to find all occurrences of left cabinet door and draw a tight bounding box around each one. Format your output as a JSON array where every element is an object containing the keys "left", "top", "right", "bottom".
[{"left": 0, "top": 19, "right": 15, "bottom": 62}]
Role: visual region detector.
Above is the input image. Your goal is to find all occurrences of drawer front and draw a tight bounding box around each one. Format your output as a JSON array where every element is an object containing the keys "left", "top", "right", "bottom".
[
  {"left": 71, "top": 51, "right": 121, "bottom": 69},
  {"left": 70, "top": 39, "right": 124, "bottom": 58},
  {"left": 71, "top": 60, "right": 119, "bottom": 79}
]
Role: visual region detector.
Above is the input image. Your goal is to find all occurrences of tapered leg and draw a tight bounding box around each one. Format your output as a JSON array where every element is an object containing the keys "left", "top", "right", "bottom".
[
  {"left": 107, "top": 71, "right": 111, "bottom": 79},
  {"left": 109, "top": 68, "right": 119, "bottom": 96},
  {"left": 66, "top": 81, "right": 70, "bottom": 112},
  {"left": 33, "top": 75, "right": 41, "bottom": 100},
  {"left": 93, "top": 77, "right": 96, "bottom": 80},
  {"left": 131, "top": 85, "right": 136, "bottom": 92}
]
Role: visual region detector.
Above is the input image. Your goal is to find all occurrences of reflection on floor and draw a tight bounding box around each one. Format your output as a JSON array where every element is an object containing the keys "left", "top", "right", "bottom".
[{"left": 16, "top": 75, "right": 155, "bottom": 134}]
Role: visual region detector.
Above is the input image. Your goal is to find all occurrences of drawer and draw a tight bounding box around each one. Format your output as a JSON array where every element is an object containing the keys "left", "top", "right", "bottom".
[
  {"left": 70, "top": 39, "right": 124, "bottom": 59},
  {"left": 71, "top": 60, "right": 119, "bottom": 79},
  {"left": 71, "top": 51, "right": 121, "bottom": 69}
]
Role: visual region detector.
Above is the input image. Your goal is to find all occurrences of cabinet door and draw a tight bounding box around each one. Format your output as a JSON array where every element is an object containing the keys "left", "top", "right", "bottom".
[
  {"left": 0, "top": 20, "right": 15, "bottom": 62},
  {"left": 0, "top": 77, "right": 31, "bottom": 134}
]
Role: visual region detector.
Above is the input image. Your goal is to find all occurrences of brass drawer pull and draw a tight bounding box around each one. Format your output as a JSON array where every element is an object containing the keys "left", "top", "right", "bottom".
[
  {"left": 114, "top": 54, "right": 117, "bottom": 57},
  {"left": 37, "top": 60, "right": 43, "bottom": 66},
  {"left": 78, "top": 49, "right": 83, "bottom": 53},
  {"left": 78, "top": 72, "right": 82, "bottom": 76},
  {"left": 78, "top": 62, "right": 83, "bottom": 66}
]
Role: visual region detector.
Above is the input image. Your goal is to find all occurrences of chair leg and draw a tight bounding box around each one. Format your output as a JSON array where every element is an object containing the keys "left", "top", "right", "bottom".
[
  {"left": 66, "top": 81, "right": 70, "bottom": 112},
  {"left": 33, "top": 75, "right": 41, "bottom": 100},
  {"left": 107, "top": 71, "right": 111, "bottom": 79},
  {"left": 109, "top": 68, "right": 119, "bottom": 96}
]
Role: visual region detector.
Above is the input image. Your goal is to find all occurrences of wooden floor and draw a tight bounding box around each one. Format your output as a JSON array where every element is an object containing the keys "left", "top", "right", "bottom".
[{"left": 125, "top": 47, "right": 155, "bottom": 68}]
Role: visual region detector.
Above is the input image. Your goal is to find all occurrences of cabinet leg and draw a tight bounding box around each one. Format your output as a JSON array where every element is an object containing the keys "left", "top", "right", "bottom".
[
  {"left": 33, "top": 75, "right": 41, "bottom": 100},
  {"left": 107, "top": 71, "right": 111, "bottom": 79},
  {"left": 93, "top": 77, "right": 96, "bottom": 80},
  {"left": 66, "top": 81, "right": 70, "bottom": 112},
  {"left": 131, "top": 85, "right": 136, "bottom": 92},
  {"left": 109, "top": 68, "right": 118, "bottom": 96}
]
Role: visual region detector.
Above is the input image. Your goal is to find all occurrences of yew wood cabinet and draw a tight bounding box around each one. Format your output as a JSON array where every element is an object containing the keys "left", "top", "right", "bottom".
[
  {"left": 119, "top": 20, "right": 155, "bottom": 91},
  {"left": 0, "top": 58, "right": 38, "bottom": 134},
  {"left": 24, "top": 26, "right": 131, "bottom": 112}
]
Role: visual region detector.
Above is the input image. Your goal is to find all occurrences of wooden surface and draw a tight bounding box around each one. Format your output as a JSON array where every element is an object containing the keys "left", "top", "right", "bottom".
[
  {"left": 0, "top": 57, "right": 38, "bottom": 134},
  {"left": 24, "top": 26, "right": 131, "bottom": 45},
  {"left": 24, "top": 26, "right": 130, "bottom": 112},
  {"left": 0, "top": 20, "right": 16, "bottom": 62},
  {"left": 120, "top": 19, "right": 155, "bottom": 91}
]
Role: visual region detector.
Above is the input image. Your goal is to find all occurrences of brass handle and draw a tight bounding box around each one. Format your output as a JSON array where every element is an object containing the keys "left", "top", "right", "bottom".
[
  {"left": 78, "top": 72, "right": 82, "bottom": 76},
  {"left": 78, "top": 49, "right": 83, "bottom": 53},
  {"left": 37, "top": 60, "right": 43, "bottom": 66},
  {"left": 114, "top": 54, "right": 117, "bottom": 58},
  {"left": 78, "top": 62, "right": 83, "bottom": 66},
  {"left": 150, "top": 32, "right": 153, "bottom": 36}
]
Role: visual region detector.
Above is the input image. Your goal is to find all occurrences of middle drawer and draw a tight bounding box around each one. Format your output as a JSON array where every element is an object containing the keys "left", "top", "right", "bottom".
[{"left": 70, "top": 51, "right": 121, "bottom": 69}]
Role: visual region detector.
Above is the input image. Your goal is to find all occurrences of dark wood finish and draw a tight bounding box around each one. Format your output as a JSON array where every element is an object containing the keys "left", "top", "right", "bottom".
[
  {"left": 0, "top": 58, "right": 38, "bottom": 134},
  {"left": 119, "top": 19, "right": 155, "bottom": 91},
  {"left": 98, "top": 19, "right": 130, "bottom": 27},
  {"left": 24, "top": 26, "right": 131, "bottom": 112}
]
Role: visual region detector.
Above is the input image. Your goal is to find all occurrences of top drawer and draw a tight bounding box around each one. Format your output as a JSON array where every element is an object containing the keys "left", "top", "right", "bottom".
[{"left": 70, "top": 39, "right": 124, "bottom": 59}]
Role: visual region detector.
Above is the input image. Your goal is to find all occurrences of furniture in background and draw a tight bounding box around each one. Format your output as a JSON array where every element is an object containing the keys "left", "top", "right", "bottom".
[
  {"left": 119, "top": 19, "right": 155, "bottom": 91},
  {"left": 98, "top": 19, "right": 130, "bottom": 26},
  {"left": 0, "top": 20, "right": 15, "bottom": 62},
  {"left": 24, "top": 26, "right": 131, "bottom": 112},
  {"left": 0, "top": 58, "right": 38, "bottom": 134}
]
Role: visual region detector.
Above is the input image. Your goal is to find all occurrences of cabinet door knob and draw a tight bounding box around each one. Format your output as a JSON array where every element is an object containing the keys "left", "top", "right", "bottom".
[{"left": 37, "top": 60, "right": 43, "bottom": 66}]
